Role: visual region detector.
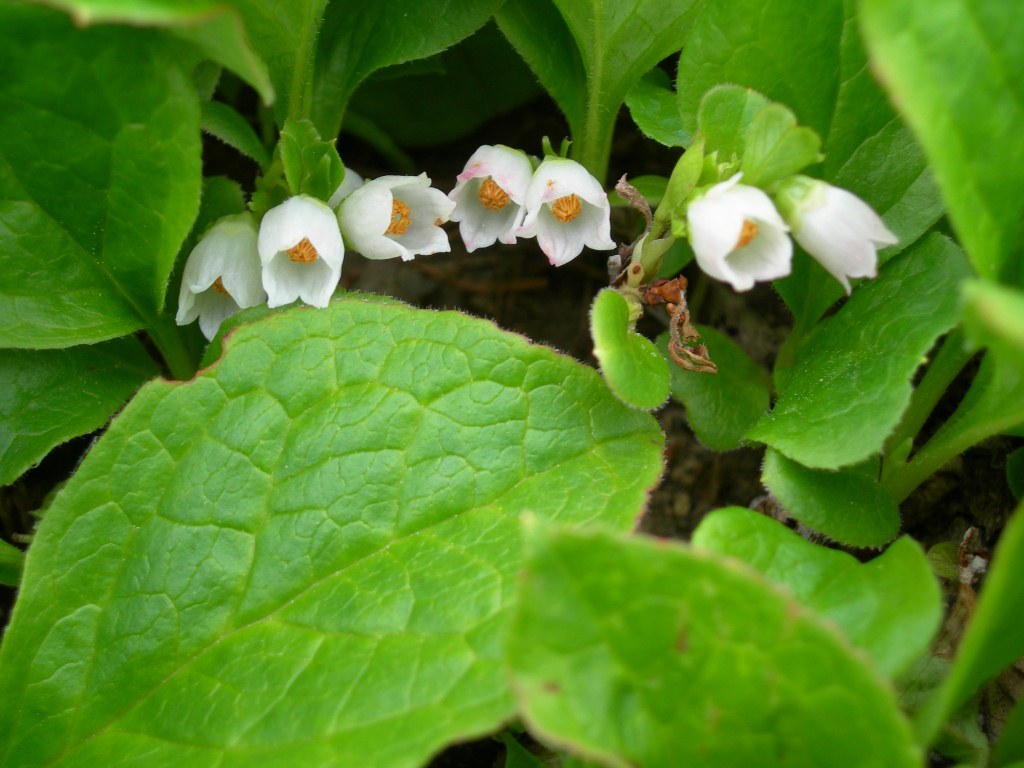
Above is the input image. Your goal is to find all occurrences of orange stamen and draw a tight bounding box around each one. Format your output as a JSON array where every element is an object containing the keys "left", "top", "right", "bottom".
[
  {"left": 287, "top": 237, "right": 319, "bottom": 264},
  {"left": 477, "top": 178, "right": 510, "bottom": 211},
  {"left": 387, "top": 199, "right": 411, "bottom": 235},
  {"left": 551, "top": 194, "right": 583, "bottom": 223},
  {"left": 736, "top": 219, "right": 758, "bottom": 249}
]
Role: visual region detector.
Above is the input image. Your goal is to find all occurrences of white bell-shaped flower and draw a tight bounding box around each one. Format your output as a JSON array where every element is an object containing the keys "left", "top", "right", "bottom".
[
  {"left": 258, "top": 195, "right": 344, "bottom": 308},
  {"left": 337, "top": 173, "right": 455, "bottom": 261},
  {"left": 327, "top": 166, "right": 364, "bottom": 209},
  {"left": 686, "top": 173, "right": 792, "bottom": 292},
  {"left": 777, "top": 176, "right": 899, "bottom": 294},
  {"left": 448, "top": 145, "right": 533, "bottom": 252},
  {"left": 176, "top": 212, "right": 265, "bottom": 340},
  {"left": 517, "top": 157, "right": 615, "bottom": 267}
]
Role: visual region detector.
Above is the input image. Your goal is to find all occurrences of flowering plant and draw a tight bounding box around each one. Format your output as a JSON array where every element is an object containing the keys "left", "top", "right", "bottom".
[{"left": 1, "top": 2, "right": 1022, "bottom": 768}]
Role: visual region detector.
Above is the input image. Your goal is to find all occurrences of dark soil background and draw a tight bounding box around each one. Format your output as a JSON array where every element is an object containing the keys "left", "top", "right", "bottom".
[{"left": 1, "top": 34, "right": 1021, "bottom": 767}]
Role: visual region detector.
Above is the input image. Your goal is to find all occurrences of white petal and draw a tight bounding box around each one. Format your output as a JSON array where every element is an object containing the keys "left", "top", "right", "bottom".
[
  {"left": 258, "top": 196, "right": 344, "bottom": 306},
  {"left": 258, "top": 195, "right": 344, "bottom": 270},
  {"left": 176, "top": 212, "right": 264, "bottom": 331},
  {"left": 339, "top": 174, "right": 452, "bottom": 261},
  {"left": 687, "top": 176, "right": 792, "bottom": 291},
  {"left": 519, "top": 157, "right": 614, "bottom": 265},
  {"left": 328, "top": 167, "right": 364, "bottom": 208}
]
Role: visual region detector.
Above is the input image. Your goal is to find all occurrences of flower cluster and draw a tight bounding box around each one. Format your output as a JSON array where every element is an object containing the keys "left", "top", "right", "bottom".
[
  {"left": 448, "top": 145, "right": 615, "bottom": 266},
  {"left": 685, "top": 173, "right": 898, "bottom": 293},
  {"left": 177, "top": 168, "right": 453, "bottom": 339}
]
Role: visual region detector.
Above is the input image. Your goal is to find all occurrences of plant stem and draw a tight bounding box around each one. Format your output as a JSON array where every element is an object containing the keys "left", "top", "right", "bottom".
[
  {"left": 147, "top": 317, "right": 197, "bottom": 381},
  {"left": 883, "top": 353, "right": 1024, "bottom": 503},
  {"left": 883, "top": 329, "right": 975, "bottom": 460},
  {"left": 573, "top": 83, "right": 615, "bottom": 184}
]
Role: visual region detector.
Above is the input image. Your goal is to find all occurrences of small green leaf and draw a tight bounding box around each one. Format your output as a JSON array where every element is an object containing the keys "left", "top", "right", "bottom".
[
  {"left": 657, "top": 326, "right": 769, "bottom": 451},
  {"left": 312, "top": 0, "right": 504, "bottom": 139},
  {"left": 278, "top": 118, "right": 344, "bottom": 202},
  {"left": 749, "top": 234, "right": 972, "bottom": 469},
  {"left": 35, "top": 0, "right": 274, "bottom": 103},
  {"left": 740, "top": 103, "right": 822, "bottom": 187},
  {"left": 0, "top": 4, "right": 201, "bottom": 347},
  {"left": 200, "top": 101, "right": 271, "bottom": 168},
  {"left": 696, "top": 85, "right": 769, "bottom": 163},
  {"left": 761, "top": 449, "right": 901, "bottom": 547},
  {"left": 0, "top": 539, "right": 24, "bottom": 587},
  {"left": 860, "top": 0, "right": 1024, "bottom": 284},
  {"left": 508, "top": 524, "right": 922, "bottom": 767},
  {"left": 0, "top": 339, "right": 157, "bottom": 487},
  {"left": 590, "top": 290, "right": 669, "bottom": 410},
  {"left": 0, "top": 298, "right": 663, "bottom": 767},
  {"left": 916, "top": 500, "right": 1024, "bottom": 745},
  {"left": 692, "top": 507, "right": 941, "bottom": 677},
  {"left": 624, "top": 69, "right": 689, "bottom": 148}
]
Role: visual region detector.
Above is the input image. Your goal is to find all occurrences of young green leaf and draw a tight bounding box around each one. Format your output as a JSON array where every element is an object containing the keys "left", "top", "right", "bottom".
[
  {"left": 0, "top": 299, "right": 662, "bottom": 768},
  {"left": 861, "top": 0, "right": 1024, "bottom": 284},
  {"left": 761, "top": 449, "right": 900, "bottom": 547},
  {"left": 657, "top": 326, "right": 770, "bottom": 451},
  {"left": 740, "top": 103, "right": 822, "bottom": 187},
  {"left": 696, "top": 85, "right": 769, "bottom": 163},
  {"left": 624, "top": 69, "right": 689, "bottom": 148},
  {"left": 278, "top": 118, "right": 345, "bottom": 202},
  {"left": 200, "top": 101, "right": 271, "bottom": 168},
  {"left": 749, "top": 234, "right": 971, "bottom": 469},
  {"left": 0, "top": 5, "right": 202, "bottom": 347},
  {"left": 590, "top": 289, "right": 670, "bottom": 410},
  {"left": 0, "top": 539, "right": 24, "bottom": 588},
  {"left": 508, "top": 524, "right": 922, "bottom": 767},
  {"left": 692, "top": 507, "right": 941, "bottom": 677},
  {"left": 0, "top": 339, "right": 157, "bottom": 487},
  {"left": 312, "top": 0, "right": 504, "bottom": 139},
  {"left": 34, "top": 0, "right": 274, "bottom": 103}
]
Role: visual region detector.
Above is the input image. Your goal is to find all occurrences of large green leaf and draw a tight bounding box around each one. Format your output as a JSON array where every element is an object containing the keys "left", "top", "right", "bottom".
[
  {"left": 30, "top": 0, "right": 274, "bottom": 103},
  {"left": 761, "top": 449, "right": 900, "bottom": 546},
  {"left": 311, "top": 0, "right": 504, "bottom": 140},
  {"left": 860, "top": 0, "right": 1024, "bottom": 284},
  {"left": 500, "top": 0, "right": 698, "bottom": 179},
  {"left": 680, "top": 0, "right": 944, "bottom": 327},
  {"left": 346, "top": 23, "right": 541, "bottom": 148},
  {"left": 916, "top": 500, "right": 1024, "bottom": 745},
  {"left": 0, "top": 298, "right": 662, "bottom": 768},
  {"left": 657, "top": 325, "right": 770, "bottom": 451},
  {"left": 508, "top": 524, "right": 921, "bottom": 767},
  {"left": 496, "top": 0, "right": 586, "bottom": 144},
  {"left": 0, "top": 339, "right": 157, "bottom": 487},
  {"left": 692, "top": 507, "right": 941, "bottom": 677},
  {"left": 0, "top": 4, "right": 202, "bottom": 347},
  {"left": 748, "top": 234, "right": 971, "bottom": 469},
  {"left": 232, "top": 0, "right": 328, "bottom": 125}
]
